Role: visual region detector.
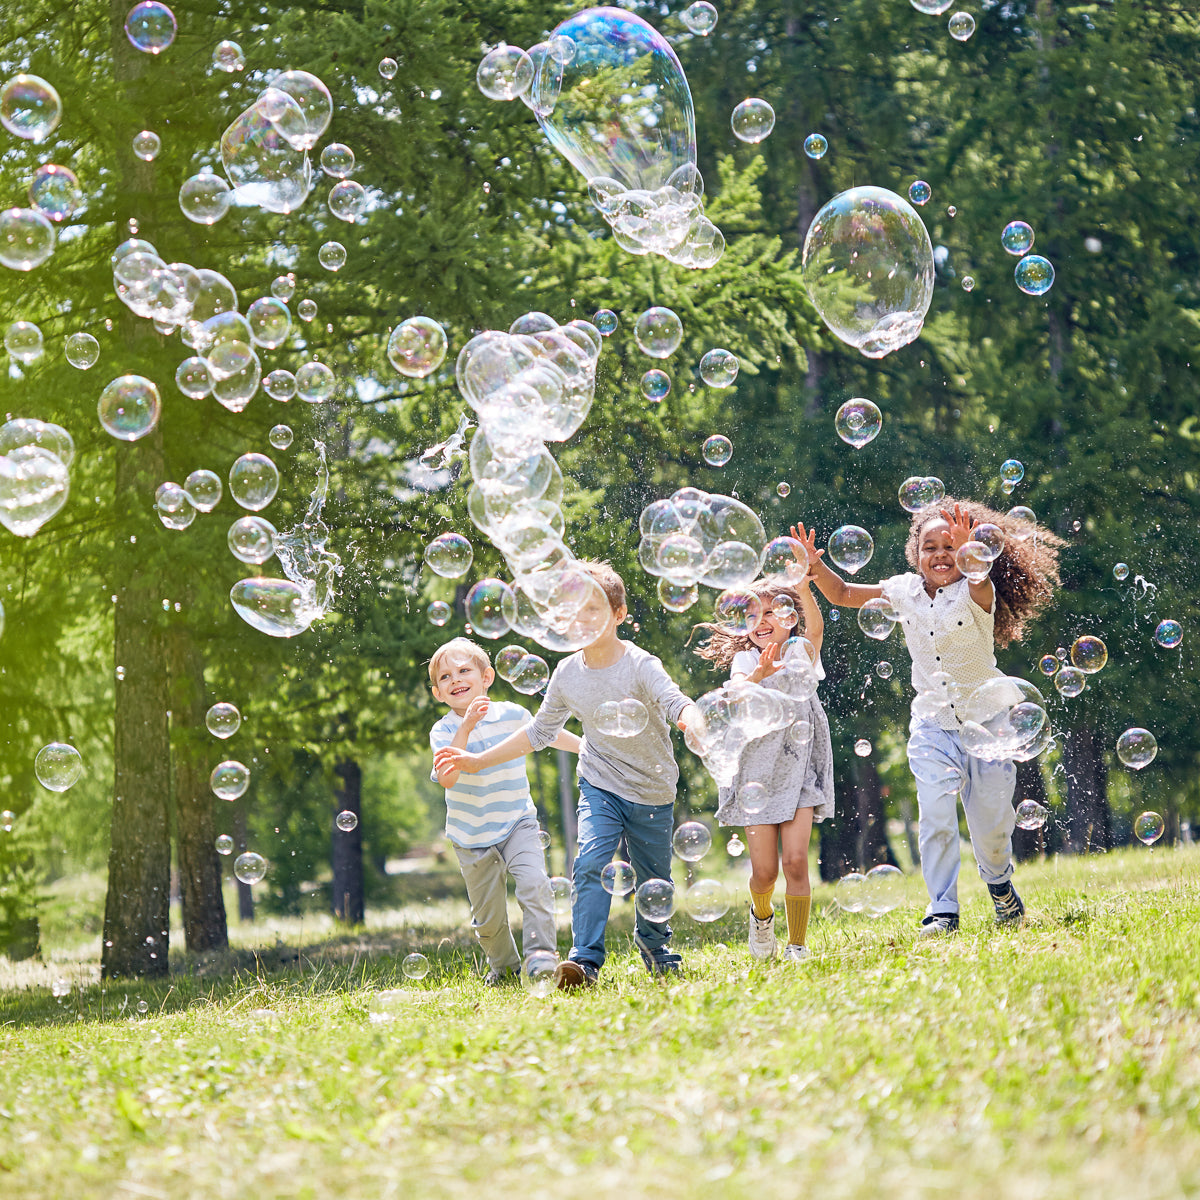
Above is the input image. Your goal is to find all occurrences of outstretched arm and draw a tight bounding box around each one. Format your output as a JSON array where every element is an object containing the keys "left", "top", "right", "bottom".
[
  {"left": 551, "top": 729, "right": 582, "bottom": 753},
  {"left": 943, "top": 504, "right": 995, "bottom": 613},
  {"left": 434, "top": 727, "right": 536, "bottom": 777},
  {"left": 795, "top": 576, "right": 824, "bottom": 659},
  {"left": 790, "top": 523, "right": 883, "bottom": 610}
]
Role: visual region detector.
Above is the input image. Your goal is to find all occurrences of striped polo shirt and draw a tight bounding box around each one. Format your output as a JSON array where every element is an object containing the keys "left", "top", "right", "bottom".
[{"left": 429, "top": 700, "right": 536, "bottom": 848}]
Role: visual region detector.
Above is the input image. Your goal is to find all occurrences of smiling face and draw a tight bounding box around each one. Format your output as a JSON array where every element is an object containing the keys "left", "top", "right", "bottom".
[
  {"left": 918, "top": 518, "right": 963, "bottom": 589},
  {"left": 431, "top": 650, "right": 495, "bottom": 715},
  {"left": 748, "top": 600, "right": 798, "bottom": 649}
]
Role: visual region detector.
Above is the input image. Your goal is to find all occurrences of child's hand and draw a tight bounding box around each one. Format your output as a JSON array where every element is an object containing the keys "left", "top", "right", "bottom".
[
  {"left": 748, "top": 642, "right": 782, "bottom": 683},
  {"left": 434, "top": 747, "right": 482, "bottom": 776},
  {"left": 461, "top": 697, "right": 489, "bottom": 729},
  {"left": 941, "top": 504, "right": 977, "bottom": 551},
  {"left": 789, "top": 523, "right": 825, "bottom": 573}
]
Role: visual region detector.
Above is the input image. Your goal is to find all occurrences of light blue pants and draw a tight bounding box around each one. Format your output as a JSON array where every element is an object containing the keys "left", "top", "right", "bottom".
[{"left": 907, "top": 721, "right": 1017, "bottom": 917}]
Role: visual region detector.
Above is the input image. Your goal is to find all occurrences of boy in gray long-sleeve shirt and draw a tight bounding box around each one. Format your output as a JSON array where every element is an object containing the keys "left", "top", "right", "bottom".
[{"left": 433, "top": 561, "right": 701, "bottom": 990}]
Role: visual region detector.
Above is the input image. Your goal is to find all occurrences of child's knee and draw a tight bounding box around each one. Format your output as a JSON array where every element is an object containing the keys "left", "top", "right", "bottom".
[{"left": 781, "top": 850, "right": 809, "bottom": 880}]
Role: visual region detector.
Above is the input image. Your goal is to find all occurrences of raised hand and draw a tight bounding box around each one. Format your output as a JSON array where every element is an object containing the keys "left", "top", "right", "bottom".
[
  {"left": 940, "top": 503, "right": 977, "bottom": 551},
  {"left": 462, "top": 696, "right": 489, "bottom": 728},
  {"left": 750, "top": 642, "right": 783, "bottom": 683}
]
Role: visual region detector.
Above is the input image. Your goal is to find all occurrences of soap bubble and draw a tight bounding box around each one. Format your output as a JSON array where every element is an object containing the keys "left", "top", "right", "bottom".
[
  {"left": 465, "top": 578, "right": 513, "bottom": 639},
  {"left": 731, "top": 97, "right": 775, "bottom": 143},
  {"left": 955, "top": 541, "right": 991, "bottom": 583},
  {"left": 228, "top": 516, "right": 277, "bottom": 564},
  {"left": 261, "top": 70, "right": 332, "bottom": 149},
  {"left": 379, "top": 58, "right": 398, "bottom": 80},
  {"left": 536, "top": 828, "right": 551, "bottom": 851},
  {"left": 1134, "top": 811, "right": 1165, "bottom": 845},
  {"left": 179, "top": 172, "right": 232, "bottom": 224},
  {"left": 219, "top": 91, "right": 313, "bottom": 215},
  {"left": 777, "top": 482, "right": 791, "bottom": 498},
  {"left": 0, "top": 208, "right": 56, "bottom": 271},
  {"left": 713, "top": 587, "right": 763, "bottom": 635},
  {"left": 132, "top": 130, "right": 161, "bottom": 161},
  {"left": 295, "top": 360, "right": 335, "bottom": 403},
  {"left": 682, "top": 2, "right": 718, "bottom": 34},
  {"left": 911, "top": 0, "right": 953, "bottom": 11},
  {"left": 1117, "top": 728, "right": 1157, "bottom": 770},
  {"left": 703, "top": 435, "right": 732, "bottom": 467},
  {"left": 1004, "top": 506, "right": 1035, "bottom": 541},
  {"left": 973, "top": 523, "right": 1005, "bottom": 561},
  {"left": 477, "top": 45, "right": 534, "bottom": 101},
  {"left": 863, "top": 864, "right": 905, "bottom": 916},
  {"left": 159, "top": 503, "right": 196, "bottom": 532},
  {"left": 427, "top": 601, "right": 451, "bottom": 626},
  {"left": 898, "top": 475, "right": 942, "bottom": 513},
  {"left": 1015, "top": 255, "right": 1054, "bottom": 296},
  {"left": 335, "top": 810, "right": 358, "bottom": 832},
  {"left": 1113, "top": 562, "right": 1129, "bottom": 581},
  {"left": 387, "top": 316, "right": 448, "bottom": 378},
  {"left": 672, "top": 820, "right": 712, "bottom": 862},
  {"left": 1054, "top": 666, "right": 1085, "bottom": 697},
  {"left": 1069, "top": 636, "right": 1107, "bottom": 674},
  {"left": 549, "top": 876, "right": 572, "bottom": 916},
  {"left": 400, "top": 951, "right": 430, "bottom": 980},
  {"left": 804, "top": 133, "right": 828, "bottom": 159},
  {"left": 683, "top": 878, "right": 730, "bottom": 922},
  {"left": 228, "top": 453, "right": 279, "bottom": 511},
  {"left": 5, "top": 321, "right": 43, "bottom": 363},
  {"left": 835, "top": 872, "right": 866, "bottom": 913},
  {"left": 268, "top": 425, "right": 293, "bottom": 450},
  {"left": 0, "top": 75, "right": 62, "bottom": 142},
  {"left": 962, "top": 276, "right": 975, "bottom": 292},
  {"left": 635, "top": 878, "right": 675, "bottom": 922},
  {"left": 1038, "top": 654, "right": 1058, "bottom": 676},
  {"left": 318, "top": 241, "right": 346, "bottom": 271},
  {"left": 0, "top": 418, "right": 73, "bottom": 468},
  {"left": 319, "top": 143, "right": 355, "bottom": 180},
  {"left": 246, "top": 297, "right": 291, "bottom": 349},
  {"left": 827, "top": 526, "right": 874, "bottom": 575},
  {"left": 521, "top": 950, "right": 560, "bottom": 998},
  {"left": 155, "top": 482, "right": 187, "bottom": 515},
  {"left": 65, "top": 332, "right": 100, "bottom": 370},
  {"left": 230, "top": 578, "right": 319, "bottom": 638},
  {"left": 699, "top": 348, "right": 738, "bottom": 387},
  {"left": 876, "top": 660, "right": 893, "bottom": 679},
  {"left": 593, "top": 309, "right": 617, "bottom": 335},
  {"left": 858, "top": 597, "right": 899, "bottom": 640},
  {"left": 658, "top": 578, "right": 698, "bottom": 612},
  {"left": 1154, "top": 619, "right": 1182, "bottom": 649},
  {"left": 601, "top": 860, "right": 635, "bottom": 896},
  {"left": 211, "top": 760, "right": 250, "bottom": 800},
  {"left": 854, "top": 739, "right": 872, "bottom": 757},
  {"left": 641, "top": 369, "right": 671, "bottom": 402},
  {"left": 212, "top": 39, "right": 245, "bottom": 71},
  {"left": 492, "top": 646, "right": 525, "bottom": 682},
  {"left": 635, "top": 307, "right": 683, "bottom": 358},
  {"left": 206, "top": 703, "right": 241, "bottom": 738},
  {"left": 125, "top": 2, "right": 176, "bottom": 53},
  {"left": 98, "top": 375, "right": 160, "bottom": 441},
  {"left": 510, "top": 654, "right": 550, "bottom": 695},
  {"left": 802, "top": 186, "right": 934, "bottom": 358},
  {"left": 594, "top": 698, "right": 650, "bottom": 738},
  {"left": 424, "top": 532, "right": 473, "bottom": 578},
  {"left": 263, "top": 369, "right": 297, "bottom": 401},
  {"left": 183, "top": 468, "right": 221, "bottom": 511},
  {"left": 908, "top": 180, "right": 931, "bottom": 206},
  {"left": 271, "top": 275, "right": 295, "bottom": 302},
  {"left": 1015, "top": 799, "right": 1049, "bottom": 830},
  {"left": 215, "top": 834, "right": 234, "bottom": 854},
  {"left": 234, "top": 851, "right": 267, "bottom": 884},
  {"left": 1000, "top": 459, "right": 1024, "bottom": 484},
  {"left": 328, "top": 180, "right": 366, "bottom": 223},
  {"left": 760, "top": 537, "right": 809, "bottom": 585},
  {"left": 34, "top": 742, "right": 82, "bottom": 791},
  {"left": 834, "top": 399, "right": 882, "bottom": 448},
  {"left": 30, "top": 165, "right": 82, "bottom": 221},
  {"left": 947, "top": 12, "right": 975, "bottom": 40}
]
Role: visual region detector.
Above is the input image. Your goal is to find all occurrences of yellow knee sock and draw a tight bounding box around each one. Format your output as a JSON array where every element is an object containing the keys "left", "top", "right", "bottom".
[
  {"left": 750, "top": 886, "right": 775, "bottom": 920},
  {"left": 785, "top": 895, "right": 811, "bottom": 947}
]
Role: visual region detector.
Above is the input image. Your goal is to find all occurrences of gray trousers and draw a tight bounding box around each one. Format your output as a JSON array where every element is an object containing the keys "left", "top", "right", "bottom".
[{"left": 452, "top": 815, "right": 556, "bottom": 972}]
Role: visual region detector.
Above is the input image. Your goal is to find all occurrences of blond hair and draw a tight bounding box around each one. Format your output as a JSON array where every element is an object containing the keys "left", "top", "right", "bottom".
[
  {"left": 576, "top": 560, "right": 626, "bottom": 613},
  {"left": 428, "top": 637, "right": 492, "bottom": 686}
]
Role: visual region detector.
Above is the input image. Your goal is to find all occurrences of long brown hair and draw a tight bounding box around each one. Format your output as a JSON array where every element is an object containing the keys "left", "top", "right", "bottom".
[
  {"left": 690, "top": 578, "right": 811, "bottom": 671},
  {"left": 907, "top": 498, "right": 1065, "bottom": 647}
]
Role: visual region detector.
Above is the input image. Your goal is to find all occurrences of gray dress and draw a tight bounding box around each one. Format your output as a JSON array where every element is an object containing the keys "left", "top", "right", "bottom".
[{"left": 716, "top": 650, "right": 836, "bottom": 827}]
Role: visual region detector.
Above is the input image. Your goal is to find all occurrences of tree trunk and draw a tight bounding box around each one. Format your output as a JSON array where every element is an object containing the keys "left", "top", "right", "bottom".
[
  {"left": 1013, "top": 757, "right": 1055, "bottom": 861},
  {"left": 557, "top": 748, "right": 577, "bottom": 872},
  {"left": 332, "top": 758, "right": 364, "bottom": 923},
  {"left": 819, "top": 755, "right": 898, "bottom": 880},
  {"left": 167, "top": 629, "right": 228, "bottom": 953},
  {"left": 233, "top": 804, "right": 254, "bottom": 922},
  {"left": 1061, "top": 727, "right": 1112, "bottom": 852}
]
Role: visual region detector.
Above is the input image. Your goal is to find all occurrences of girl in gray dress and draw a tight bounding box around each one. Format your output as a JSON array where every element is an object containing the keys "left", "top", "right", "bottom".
[{"left": 693, "top": 567, "right": 835, "bottom": 962}]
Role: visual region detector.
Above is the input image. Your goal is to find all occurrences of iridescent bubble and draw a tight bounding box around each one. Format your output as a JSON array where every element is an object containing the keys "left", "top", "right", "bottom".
[
  {"left": 1116, "top": 728, "right": 1157, "bottom": 771},
  {"left": 760, "top": 536, "right": 809, "bottom": 585},
  {"left": 5, "top": 321, "right": 43, "bottom": 363},
  {"left": 159, "top": 503, "right": 195, "bottom": 532},
  {"left": 0, "top": 208, "right": 56, "bottom": 271},
  {"left": 672, "top": 820, "right": 712, "bottom": 862},
  {"left": 379, "top": 58, "right": 398, "bottom": 81},
  {"left": 947, "top": 206, "right": 957, "bottom": 217},
  {"left": 494, "top": 646, "right": 526, "bottom": 682},
  {"left": 0, "top": 418, "right": 73, "bottom": 467},
  {"left": 29, "top": 165, "right": 82, "bottom": 221},
  {"left": 210, "top": 760, "right": 250, "bottom": 800},
  {"left": 98, "top": 375, "right": 160, "bottom": 441},
  {"left": 682, "top": 2, "right": 718, "bottom": 34},
  {"left": 155, "top": 481, "right": 187, "bottom": 515},
  {"left": 1000, "top": 458, "right": 1024, "bottom": 484},
  {"left": 427, "top": 600, "right": 451, "bottom": 627},
  {"left": 1070, "top": 636, "right": 1107, "bottom": 674},
  {"left": 206, "top": 702, "right": 241, "bottom": 739},
  {"left": 658, "top": 578, "right": 698, "bottom": 612},
  {"left": 641, "top": 369, "right": 671, "bottom": 402},
  {"left": 910, "top": 0, "right": 953, "bottom": 11},
  {"left": 635, "top": 878, "right": 675, "bottom": 922},
  {"left": 684, "top": 879, "right": 729, "bottom": 922},
  {"left": 834, "top": 399, "right": 882, "bottom": 448},
  {"left": 320, "top": 143, "right": 355, "bottom": 179},
  {"left": 234, "top": 851, "right": 267, "bottom": 884},
  {"left": 955, "top": 541, "right": 991, "bottom": 583},
  {"left": 336, "top": 810, "right": 358, "bottom": 832},
  {"left": 125, "top": 2, "right": 177, "bottom": 53},
  {"left": 962, "top": 275, "right": 975, "bottom": 292},
  {"left": 601, "top": 859, "right": 635, "bottom": 896},
  {"left": 1001, "top": 221, "right": 1035, "bottom": 255},
  {"left": 897, "top": 476, "right": 942, "bottom": 513},
  {"left": 1155, "top": 619, "right": 1182, "bottom": 649},
  {"left": 465, "top": 578, "right": 513, "bottom": 639},
  {"left": 65, "top": 332, "right": 100, "bottom": 370},
  {"left": 132, "top": 130, "right": 161, "bottom": 161},
  {"left": 699, "top": 348, "right": 738, "bottom": 388},
  {"left": 34, "top": 742, "right": 83, "bottom": 791},
  {"left": 424, "top": 532, "right": 474, "bottom": 578},
  {"left": 228, "top": 453, "right": 279, "bottom": 511},
  {"left": 713, "top": 587, "right": 763, "bottom": 635},
  {"left": 593, "top": 309, "right": 617, "bottom": 335},
  {"left": 1014, "top": 799, "right": 1049, "bottom": 831},
  {"left": 731, "top": 97, "right": 775, "bottom": 143},
  {"left": 0, "top": 75, "right": 62, "bottom": 143},
  {"left": 827, "top": 525, "right": 873, "bottom": 575},
  {"left": 1113, "top": 562, "right": 1129, "bottom": 581},
  {"left": 261, "top": 70, "right": 332, "bottom": 150},
  {"left": 908, "top": 180, "right": 931, "bottom": 206},
  {"left": 271, "top": 274, "right": 295, "bottom": 302},
  {"left": 184, "top": 468, "right": 221, "bottom": 511},
  {"left": 212, "top": 40, "right": 245, "bottom": 72},
  {"left": 635, "top": 307, "right": 683, "bottom": 358},
  {"left": 0, "top": 445, "right": 70, "bottom": 538},
  {"left": 263, "top": 369, "right": 297, "bottom": 401},
  {"left": 328, "top": 180, "right": 366, "bottom": 222},
  {"left": 947, "top": 12, "right": 975, "bottom": 40},
  {"left": 593, "top": 698, "right": 650, "bottom": 737},
  {"left": 1038, "top": 654, "right": 1059, "bottom": 676},
  {"left": 973, "top": 523, "right": 1005, "bottom": 561},
  {"left": 1015, "top": 255, "right": 1054, "bottom": 296},
  {"left": 227, "top": 516, "right": 277, "bottom": 564},
  {"left": 854, "top": 738, "right": 872, "bottom": 757},
  {"left": 1005, "top": 506, "right": 1035, "bottom": 541},
  {"left": 777, "top": 482, "right": 791, "bottom": 498},
  {"left": 230, "top": 578, "right": 319, "bottom": 638},
  {"left": 387, "top": 316, "right": 448, "bottom": 378},
  {"left": 400, "top": 951, "right": 430, "bottom": 980},
  {"left": 876, "top": 660, "right": 893, "bottom": 679},
  {"left": 858, "top": 597, "right": 899, "bottom": 641},
  {"left": 215, "top": 834, "right": 234, "bottom": 855},
  {"left": 295, "top": 360, "right": 335, "bottom": 403},
  {"left": 1134, "top": 811, "right": 1165, "bottom": 845},
  {"left": 246, "top": 297, "right": 291, "bottom": 349},
  {"left": 269, "top": 424, "right": 293, "bottom": 450},
  {"left": 803, "top": 186, "right": 933, "bottom": 359},
  {"left": 179, "top": 172, "right": 232, "bottom": 225},
  {"left": 804, "top": 133, "right": 828, "bottom": 159},
  {"left": 477, "top": 45, "right": 534, "bottom": 101},
  {"left": 703, "top": 435, "right": 732, "bottom": 467},
  {"left": 1054, "top": 665, "right": 1086, "bottom": 697},
  {"left": 510, "top": 654, "right": 550, "bottom": 695},
  {"left": 318, "top": 241, "right": 347, "bottom": 271}
]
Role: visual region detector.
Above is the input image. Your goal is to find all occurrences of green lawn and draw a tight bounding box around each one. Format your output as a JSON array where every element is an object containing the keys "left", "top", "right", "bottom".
[{"left": 2, "top": 846, "right": 1198, "bottom": 1199}]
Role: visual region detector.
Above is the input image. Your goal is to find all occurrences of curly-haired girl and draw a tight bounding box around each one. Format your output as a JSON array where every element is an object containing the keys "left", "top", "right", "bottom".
[{"left": 795, "top": 502, "right": 1064, "bottom": 936}]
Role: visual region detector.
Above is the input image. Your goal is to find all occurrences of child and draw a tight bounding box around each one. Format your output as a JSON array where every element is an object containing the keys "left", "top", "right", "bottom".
[
  {"left": 693, "top": 565, "right": 835, "bottom": 962},
  {"left": 434, "top": 562, "right": 702, "bottom": 989},
  {"left": 429, "top": 637, "right": 581, "bottom": 985},
  {"left": 794, "top": 502, "right": 1063, "bottom": 934}
]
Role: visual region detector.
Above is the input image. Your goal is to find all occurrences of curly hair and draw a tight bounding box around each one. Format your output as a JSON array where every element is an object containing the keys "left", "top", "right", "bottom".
[
  {"left": 906, "top": 498, "right": 1065, "bottom": 647},
  {"left": 689, "top": 578, "right": 813, "bottom": 671}
]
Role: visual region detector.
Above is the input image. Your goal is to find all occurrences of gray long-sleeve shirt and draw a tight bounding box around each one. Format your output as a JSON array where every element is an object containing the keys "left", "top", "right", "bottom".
[{"left": 526, "top": 642, "right": 691, "bottom": 806}]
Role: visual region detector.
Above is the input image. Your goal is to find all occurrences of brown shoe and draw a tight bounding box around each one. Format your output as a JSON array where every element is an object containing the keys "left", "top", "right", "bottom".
[{"left": 554, "top": 960, "right": 598, "bottom": 991}]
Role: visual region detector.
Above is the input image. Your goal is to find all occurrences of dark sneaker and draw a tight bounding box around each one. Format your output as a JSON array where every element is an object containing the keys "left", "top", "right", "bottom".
[
  {"left": 919, "top": 913, "right": 960, "bottom": 937},
  {"left": 988, "top": 880, "right": 1025, "bottom": 925},
  {"left": 633, "top": 930, "right": 683, "bottom": 976},
  {"left": 554, "top": 959, "right": 598, "bottom": 991},
  {"left": 482, "top": 966, "right": 518, "bottom": 988}
]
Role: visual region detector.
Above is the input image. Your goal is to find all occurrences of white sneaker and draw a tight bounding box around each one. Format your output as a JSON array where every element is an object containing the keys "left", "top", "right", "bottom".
[
  {"left": 781, "top": 944, "right": 809, "bottom": 962},
  {"left": 748, "top": 908, "right": 777, "bottom": 960}
]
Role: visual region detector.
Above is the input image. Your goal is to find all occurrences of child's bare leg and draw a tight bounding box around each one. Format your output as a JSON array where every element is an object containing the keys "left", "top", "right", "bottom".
[
  {"left": 779, "top": 809, "right": 815, "bottom": 949},
  {"left": 745, "top": 824, "right": 781, "bottom": 898}
]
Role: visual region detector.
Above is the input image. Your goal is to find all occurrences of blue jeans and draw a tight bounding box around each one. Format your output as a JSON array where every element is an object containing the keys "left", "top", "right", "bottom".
[{"left": 569, "top": 779, "right": 674, "bottom": 970}]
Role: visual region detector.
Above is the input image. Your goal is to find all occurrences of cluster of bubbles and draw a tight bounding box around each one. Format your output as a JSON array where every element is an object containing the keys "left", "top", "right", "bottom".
[
  {"left": 832, "top": 864, "right": 905, "bottom": 916},
  {"left": 1038, "top": 634, "right": 1107, "bottom": 698},
  {"left": 1001, "top": 219, "right": 1055, "bottom": 296},
  {"left": 955, "top": 676, "right": 1052, "bottom": 762},
  {"left": 0, "top": 418, "right": 73, "bottom": 537},
  {"left": 495, "top": 643, "right": 550, "bottom": 695}
]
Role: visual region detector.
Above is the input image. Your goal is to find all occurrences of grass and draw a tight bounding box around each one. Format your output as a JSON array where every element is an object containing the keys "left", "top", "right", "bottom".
[{"left": 1, "top": 846, "right": 1199, "bottom": 1199}]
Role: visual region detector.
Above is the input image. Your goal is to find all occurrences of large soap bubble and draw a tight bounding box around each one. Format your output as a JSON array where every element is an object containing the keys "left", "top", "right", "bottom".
[
  {"left": 802, "top": 185, "right": 934, "bottom": 358},
  {"left": 229, "top": 453, "right": 279, "bottom": 511},
  {"left": 125, "top": 2, "right": 176, "bottom": 54},
  {"left": 0, "top": 209, "right": 56, "bottom": 272},
  {"left": 35, "top": 742, "right": 83, "bottom": 791},
  {"left": 29, "top": 165, "right": 83, "bottom": 222},
  {"left": 221, "top": 90, "right": 314, "bottom": 214},
  {"left": 98, "top": 375, "right": 160, "bottom": 441},
  {"left": 0, "top": 445, "right": 70, "bottom": 536},
  {"left": 230, "top": 577, "right": 320, "bottom": 638},
  {"left": 387, "top": 316, "right": 448, "bottom": 378},
  {"left": 0, "top": 75, "right": 62, "bottom": 142},
  {"left": 959, "top": 677, "right": 1050, "bottom": 762}
]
